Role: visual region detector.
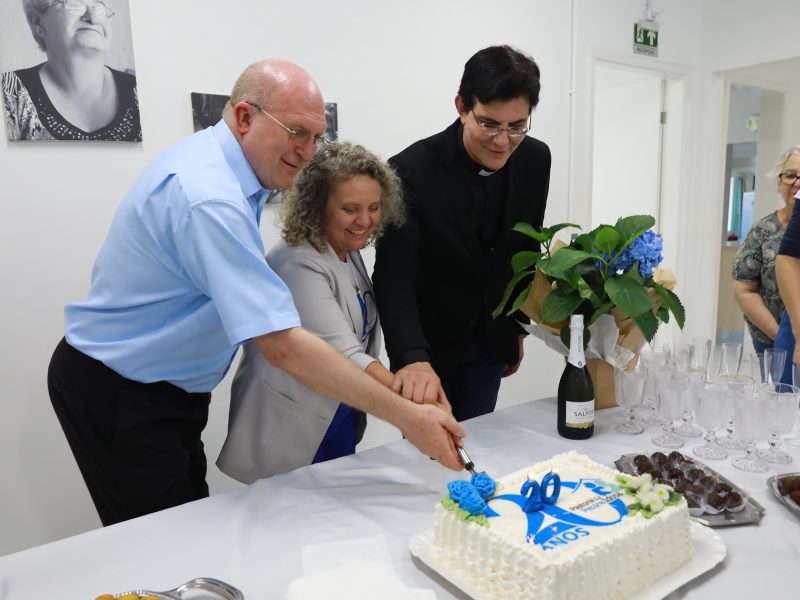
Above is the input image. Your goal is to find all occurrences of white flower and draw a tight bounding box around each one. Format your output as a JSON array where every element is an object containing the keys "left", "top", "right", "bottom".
[
  {"left": 653, "top": 484, "right": 671, "bottom": 501},
  {"left": 624, "top": 473, "right": 652, "bottom": 491},
  {"left": 636, "top": 489, "right": 665, "bottom": 513}
]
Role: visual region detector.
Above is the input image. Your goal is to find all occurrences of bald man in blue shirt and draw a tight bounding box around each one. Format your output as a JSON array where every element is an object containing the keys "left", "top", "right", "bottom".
[{"left": 48, "top": 59, "right": 464, "bottom": 526}]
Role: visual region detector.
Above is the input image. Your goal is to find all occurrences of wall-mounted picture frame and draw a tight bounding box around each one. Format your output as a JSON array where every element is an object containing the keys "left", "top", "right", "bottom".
[{"left": 0, "top": 0, "right": 142, "bottom": 142}]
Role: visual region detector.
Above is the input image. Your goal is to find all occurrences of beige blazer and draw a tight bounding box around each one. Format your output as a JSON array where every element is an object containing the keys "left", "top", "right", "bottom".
[{"left": 216, "top": 240, "right": 381, "bottom": 483}]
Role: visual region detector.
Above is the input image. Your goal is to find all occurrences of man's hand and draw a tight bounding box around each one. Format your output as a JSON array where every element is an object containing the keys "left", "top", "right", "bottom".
[
  {"left": 501, "top": 334, "right": 526, "bottom": 378},
  {"left": 399, "top": 403, "right": 465, "bottom": 470},
  {"left": 391, "top": 362, "right": 451, "bottom": 411}
]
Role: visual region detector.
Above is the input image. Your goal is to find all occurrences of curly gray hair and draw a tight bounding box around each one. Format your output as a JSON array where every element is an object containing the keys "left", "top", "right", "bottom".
[
  {"left": 280, "top": 142, "right": 405, "bottom": 253},
  {"left": 22, "top": 0, "right": 52, "bottom": 52},
  {"left": 769, "top": 145, "right": 800, "bottom": 187}
]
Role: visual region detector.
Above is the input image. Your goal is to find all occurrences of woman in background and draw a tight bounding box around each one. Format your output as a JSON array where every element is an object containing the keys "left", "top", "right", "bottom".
[
  {"left": 1, "top": 0, "right": 141, "bottom": 141},
  {"left": 217, "top": 142, "right": 450, "bottom": 483},
  {"left": 732, "top": 146, "right": 800, "bottom": 353}
]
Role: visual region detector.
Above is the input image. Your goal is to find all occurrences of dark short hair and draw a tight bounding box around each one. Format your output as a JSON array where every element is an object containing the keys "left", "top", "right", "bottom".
[{"left": 457, "top": 45, "right": 541, "bottom": 113}]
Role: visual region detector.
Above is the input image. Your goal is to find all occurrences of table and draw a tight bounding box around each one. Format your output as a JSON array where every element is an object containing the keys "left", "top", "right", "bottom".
[{"left": 1, "top": 398, "right": 798, "bottom": 599}]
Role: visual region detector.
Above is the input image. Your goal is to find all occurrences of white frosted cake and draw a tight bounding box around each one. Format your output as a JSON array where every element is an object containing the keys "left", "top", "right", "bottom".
[{"left": 433, "top": 451, "right": 693, "bottom": 600}]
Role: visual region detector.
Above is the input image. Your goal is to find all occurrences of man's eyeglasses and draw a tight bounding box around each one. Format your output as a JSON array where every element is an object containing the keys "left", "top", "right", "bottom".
[
  {"left": 246, "top": 102, "right": 329, "bottom": 147},
  {"left": 48, "top": 1, "right": 115, "bottom": 20},
  {"left": 780, "top": 172, "right": 800, "bottom": 185},
  {"left": 471, "top": 111, "right": 530, "bottom": 139}
]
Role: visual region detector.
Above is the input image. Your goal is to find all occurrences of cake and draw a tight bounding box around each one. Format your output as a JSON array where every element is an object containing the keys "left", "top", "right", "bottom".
[{"left": 433, "top": 451, "right": 693, "bottom": 600}]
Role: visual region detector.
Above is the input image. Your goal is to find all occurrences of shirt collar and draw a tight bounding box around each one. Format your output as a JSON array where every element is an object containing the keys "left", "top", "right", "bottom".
[{"left": 211, "top": 119, "right": 275, "bottom": 200}]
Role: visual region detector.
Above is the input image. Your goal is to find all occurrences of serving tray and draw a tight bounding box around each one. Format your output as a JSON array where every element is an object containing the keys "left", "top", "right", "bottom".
[
  {"left": 614, "top": 453, "right": 764, "bottom": 527},
  {"left": 767, "top": 472, "right": 800, "bottom": 518}
]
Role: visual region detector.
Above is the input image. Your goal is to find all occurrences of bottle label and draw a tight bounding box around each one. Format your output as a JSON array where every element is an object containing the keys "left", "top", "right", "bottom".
[
  {"left": 567, "top": 316, "right": 585, "bottom": 368},
  {"left": 565, "top": 400, "right": 594, "bottom": 429}
]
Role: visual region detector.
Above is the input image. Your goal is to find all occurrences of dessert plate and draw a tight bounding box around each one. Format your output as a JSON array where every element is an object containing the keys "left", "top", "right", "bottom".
[
  {"left": 409, "top": 522, "right": 725, "bottom": 600},
  {"left": 614, "top": 453, "right": 765, "bottom": 526},
  {"left": 767, "top": 472, "right": 800, "bottom": 518}
]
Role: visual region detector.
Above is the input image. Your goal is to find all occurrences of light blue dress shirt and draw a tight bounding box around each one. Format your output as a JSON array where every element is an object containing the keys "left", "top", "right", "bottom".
[{"left": 66, "top": 120, "right": 301, "bottom": 392}]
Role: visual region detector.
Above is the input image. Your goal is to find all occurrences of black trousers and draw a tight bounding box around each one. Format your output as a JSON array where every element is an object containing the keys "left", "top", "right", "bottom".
[{"left": 47, "top": 338, "right": 211, "bottom": 526}]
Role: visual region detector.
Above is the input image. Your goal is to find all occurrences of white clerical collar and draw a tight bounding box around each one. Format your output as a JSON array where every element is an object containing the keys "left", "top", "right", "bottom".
[{"left": 478, "top": 168, "right": 496, "bottom": 177}]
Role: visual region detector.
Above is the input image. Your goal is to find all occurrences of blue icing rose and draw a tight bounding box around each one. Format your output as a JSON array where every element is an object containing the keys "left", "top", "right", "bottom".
[
  {"left": 459, "top": 488, "right": 488, "bottom": 516},
  {"left": 448, "top": 479, "right": 474, "bottom": 502},
  {"left": 470, "top": 472, "right": 496, "bottom": 499}
]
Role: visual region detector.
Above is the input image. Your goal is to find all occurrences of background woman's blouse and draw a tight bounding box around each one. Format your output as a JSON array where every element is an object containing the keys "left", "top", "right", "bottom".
[{"left": 732, "top": 210, "right": 785, "bottom": 343}]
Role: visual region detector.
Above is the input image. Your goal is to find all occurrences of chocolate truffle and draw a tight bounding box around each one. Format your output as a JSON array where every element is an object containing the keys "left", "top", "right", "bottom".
[
  {"left": 699, "top": 475, "right": 717, "bottom": 491},
  {"left": 651, "top": 452, "right": 669, "bottom": 468},
  {"left": 686, "top": 468, "right": 704, "bottom": 482},
  {"left": 726, "top": 491, "right": 745, "bottom": 511},
  {"left": 668, "top": 451, "right": 686, "bottom": 466},
  {"left": 789, "top": 490, "right": 800, "bottom": 505},
  {"left": 715, "top": 483, "right": 732, "bottom": 496},
  {"left": 777, "top": 476, "right": 800, "bottom": 496},
  {"left": 707, "top": 491, "right": 727, "bottom": 511}
]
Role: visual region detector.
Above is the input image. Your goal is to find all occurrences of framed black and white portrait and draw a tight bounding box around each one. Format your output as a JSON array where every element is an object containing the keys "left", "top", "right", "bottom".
[
  {"left": 191, "top": 92, "right": 339, "bottom": 143},
  {"left": 0, "top": 0, "right": 141, "bottom": 142}
]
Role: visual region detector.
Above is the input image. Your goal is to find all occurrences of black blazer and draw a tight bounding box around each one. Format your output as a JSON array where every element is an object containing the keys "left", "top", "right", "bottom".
[{"left": 373, "top": 119, "right": 551, "bottom": 375}]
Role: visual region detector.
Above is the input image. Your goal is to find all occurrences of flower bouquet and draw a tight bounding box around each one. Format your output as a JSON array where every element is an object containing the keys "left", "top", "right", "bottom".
[{"left": 494, "top": 214, "right": 684, "bottom": 408}]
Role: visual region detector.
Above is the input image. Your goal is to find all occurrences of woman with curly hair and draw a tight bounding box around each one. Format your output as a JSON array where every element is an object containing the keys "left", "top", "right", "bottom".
[{"left": 217, "top": 142, "right": 450, "bottom": 482}]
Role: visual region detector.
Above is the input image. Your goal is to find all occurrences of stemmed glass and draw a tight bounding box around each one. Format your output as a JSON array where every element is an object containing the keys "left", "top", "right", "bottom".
[
  {"left": 750, "top": 349, "right": 787, "bottom": 384},
  {"left": 716, "top": 341, "right": 742, "bottom": 377},
  {"left": 674, "top": 339, "right": 711, "bottom": 437},
  {"left": 758, "top": 382, "right": 800, "bottom": 464},
  {"left": 731, "top": 384, "right": 769, "bottom": 473},
  {"left": 613, "top": 368, "right": 646, "bottom": 435},
  {"left": 692, "top": 381, "right": 727, "bottom": 460},
  {"left": 716, "top": 373, "right": 752, "bottom": 450},
  {"left": 652, "top": 369, "right": 687, "bottom": 449},
  {"left": 786, "top": 364, "right": 800, "bottom": 448},
  {"left": 640, "top": 350, "right": 671, "bottom": 425}
]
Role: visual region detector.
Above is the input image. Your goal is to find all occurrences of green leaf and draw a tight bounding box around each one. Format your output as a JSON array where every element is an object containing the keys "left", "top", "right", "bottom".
[
  {"left": 540, "top": 248, "right": 595, "bottom": 277},
  {"left": 492, "top": 270, "right": 532, "bottom": 318},
  {"left": 505, "top": 284, "right": 532, "bottom": 316},
  {"left": 614, "top": 215, "right": 655, "bottom": 245},
  {"left": 656, "top": 305, "right": 670, "bottom": 323},
  {"left": 621, "top": 262, "right": 644, "bottom": 284},
  {"left": 652, "top": 283, "right": 686, "bottom": 329},
  {"left": 593, "top": 226, "right": 620, "bottom": 256},
  {"left": 633, "top": 310, "right": 660, "bottom": 343},
  {"left": 545, "top": 222, "right": 581, "bottom": 238},
  {"left": 604, "top": 277, "right": 655, "bottom": 317},
  {"left": 511, "top": 250, "right": 542, "bottom": 273},
  {"left": 572, "top": 233, "right": 592, "bottom": 251},
  {"left": 576, "top": 277, "right": 600, "bottom": 304},
  {"left": 542, "top": 288, "right": 585, "bottom": 322},
  {"left": 512, "top": 222, "right": 549, "bottom": 242}
]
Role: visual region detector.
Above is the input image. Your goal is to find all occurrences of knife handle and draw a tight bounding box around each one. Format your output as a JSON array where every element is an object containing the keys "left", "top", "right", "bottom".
[{"left": 457, "top": 447, "right": 475, "bottom": 473}]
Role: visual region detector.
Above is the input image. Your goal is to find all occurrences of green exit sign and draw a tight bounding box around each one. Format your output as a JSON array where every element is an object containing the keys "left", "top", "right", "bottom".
[{"left": 633, "top": 21, "right": 659, "bottom": 57}]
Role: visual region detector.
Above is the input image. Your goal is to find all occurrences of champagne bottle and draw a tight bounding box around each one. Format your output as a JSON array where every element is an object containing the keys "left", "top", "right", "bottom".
[{"left": 557, "top": 314, "right": 595, "bottom": 439}]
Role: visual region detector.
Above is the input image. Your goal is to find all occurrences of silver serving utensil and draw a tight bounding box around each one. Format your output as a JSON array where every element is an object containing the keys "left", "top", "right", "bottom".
[
  {"left": 115, "top": 577, "right": 244, "bottom": 600},
  {"left": 458, "top": 446, "right": 477, "bottom": 476}
]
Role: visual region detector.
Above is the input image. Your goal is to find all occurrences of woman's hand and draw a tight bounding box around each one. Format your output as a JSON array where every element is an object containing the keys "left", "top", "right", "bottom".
[{"left": 391, "top": 362, "right": 451, "bottom": 412}]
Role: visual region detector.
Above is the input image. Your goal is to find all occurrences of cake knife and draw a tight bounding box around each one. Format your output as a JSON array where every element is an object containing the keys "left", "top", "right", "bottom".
[{"left": 457, "top": 446, "right": 477, "bottom": 476}]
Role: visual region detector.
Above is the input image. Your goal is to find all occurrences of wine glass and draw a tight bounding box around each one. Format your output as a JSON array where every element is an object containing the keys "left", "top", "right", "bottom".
[
  {"left": 786, "top": 364, "right": 800, "bottom": 448},
  {"left": 613, "top": 368, "right": 646, "bottom": 435},
  {"left": 731, "top": 384, "right": 769, "bottom": 473},
  {"left": 652, "top": 369, "right": 687, "bottom": 449},
  {"left": 747, "top": 352, "right": 765, "bottom": 383},
  {"left": 758, "top": 382, "right": 799, "bottom": 464},
  {"left": 692, "top": 381, "right": 727, "bottom": 460},
  {"left": 716, "top": 373, "right": 753, "bottom": 450},
  {"left": 675, "top": 364, "right": 705, "bottom": 437},
  {"left": 765, "top": 348, "right": 788, "bottom": 384},
  {"left": 716, "top": 341, "right": 742, "bottom": 377},
  {"left": 640, "top": 349, "right": 671, "bottom": 425}
]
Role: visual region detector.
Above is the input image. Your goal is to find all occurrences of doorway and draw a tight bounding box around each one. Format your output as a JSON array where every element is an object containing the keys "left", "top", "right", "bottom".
[{"left": 591, "top": 59, "right": 685, "bottom": 347}]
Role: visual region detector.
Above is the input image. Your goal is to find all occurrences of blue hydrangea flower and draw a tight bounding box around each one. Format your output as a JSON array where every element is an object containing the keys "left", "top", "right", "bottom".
[
  {"left": 600, "top": 230, "right": 663, "bottom": 278},
  {"left": 470, "top": 472, "right": 497, "bottom": 499},
  {"left": 459, "top": 488, "right": 488, "bottom": 516}
]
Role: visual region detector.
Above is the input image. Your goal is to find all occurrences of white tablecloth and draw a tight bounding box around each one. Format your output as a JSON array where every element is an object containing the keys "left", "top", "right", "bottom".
[{"left": 1, "top": 398, "right": 798, "bottom": 599}]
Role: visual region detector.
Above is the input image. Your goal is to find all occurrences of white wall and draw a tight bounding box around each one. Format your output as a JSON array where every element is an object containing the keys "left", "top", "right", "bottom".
[{"left": 3, "top": 0, "right": 800, "bottom": 557}]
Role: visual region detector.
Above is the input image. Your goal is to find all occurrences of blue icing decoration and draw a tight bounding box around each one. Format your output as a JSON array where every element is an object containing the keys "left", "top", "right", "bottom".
[
  {"left": 448, "top": 480, "right": 473, "bottom": 502},
  {"left": 459, "top": 488, "right": 488, "bottom": 516},
  {"left": 470, "top": 472, "right": 496, "bottom": 499}
]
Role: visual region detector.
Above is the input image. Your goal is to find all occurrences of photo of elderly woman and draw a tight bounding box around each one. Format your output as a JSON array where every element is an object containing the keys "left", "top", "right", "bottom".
[{"left": 0, "top": 0, "right": 141, "bottom": 141}]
